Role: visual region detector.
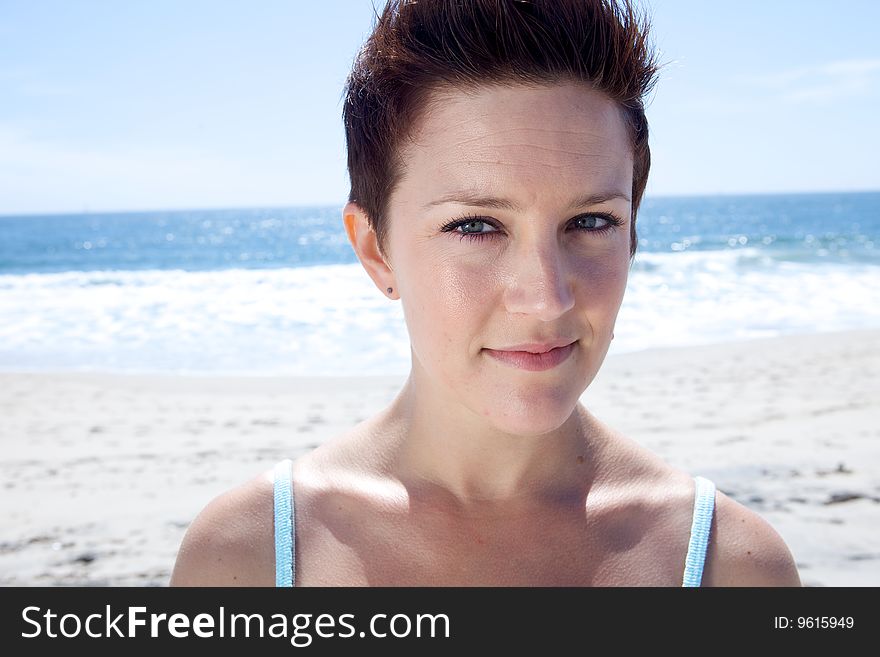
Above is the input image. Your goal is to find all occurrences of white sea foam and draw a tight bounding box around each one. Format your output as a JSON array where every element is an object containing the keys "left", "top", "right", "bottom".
[
  {"left": 1, "top": 253, "right": 878, "bottom": 375},
  {"left": 619, "top": 249, "right": 880, "bottom": 353}
]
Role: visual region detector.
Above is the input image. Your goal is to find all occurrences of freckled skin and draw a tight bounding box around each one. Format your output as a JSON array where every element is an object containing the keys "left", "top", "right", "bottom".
[{"left": 387, "top": 83, "right": 632, "bottom": 439}]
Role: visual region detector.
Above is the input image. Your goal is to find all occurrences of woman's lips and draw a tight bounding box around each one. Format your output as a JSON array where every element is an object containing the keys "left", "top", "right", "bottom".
[{"left": 483, "top": 341, "right": 576, "bottom": 371}]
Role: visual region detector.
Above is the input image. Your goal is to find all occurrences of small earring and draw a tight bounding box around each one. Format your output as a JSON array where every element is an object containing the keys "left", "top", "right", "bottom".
[
  {"left": 386, "top": 287, "right": 393, "bottom": 295},
  {"left": 611, "top": 332, "right": 615, "bottom": 340}
]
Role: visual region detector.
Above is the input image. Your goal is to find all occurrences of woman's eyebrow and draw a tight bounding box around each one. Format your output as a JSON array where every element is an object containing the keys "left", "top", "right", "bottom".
[{"left": 421, "top": 190, "right": 632, "bottom": 212}]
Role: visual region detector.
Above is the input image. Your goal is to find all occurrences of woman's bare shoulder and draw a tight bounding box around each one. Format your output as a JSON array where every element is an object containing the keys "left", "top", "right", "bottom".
[
  {"left": 169, "top": 466, "right": 277, "bottom": 587},
  {"left": 590, "top": 423, "right": 800, "bottom": 586},
  {"left": 702, "top": 490, "right": 801, "bottom": 587}
]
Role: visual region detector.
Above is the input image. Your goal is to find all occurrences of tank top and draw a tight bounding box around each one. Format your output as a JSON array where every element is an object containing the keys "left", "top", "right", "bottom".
[{"left": 272, "top": 459, "right": 716, "bottom": 587}]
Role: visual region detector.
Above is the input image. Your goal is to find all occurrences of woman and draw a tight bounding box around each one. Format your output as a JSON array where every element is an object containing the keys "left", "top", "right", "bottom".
[{"left": 171, "top": 0, "right": 800, "bottom": 586}]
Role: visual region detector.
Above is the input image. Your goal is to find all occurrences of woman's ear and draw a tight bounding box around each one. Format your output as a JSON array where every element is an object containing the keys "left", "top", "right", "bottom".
[{"left": 342, "top": 202, "right": 397, "bottom": 299}]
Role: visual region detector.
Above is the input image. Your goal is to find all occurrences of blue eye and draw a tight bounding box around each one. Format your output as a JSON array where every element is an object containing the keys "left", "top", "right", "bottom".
[
  {"left": 458, "top": 219, "right": 493, "bottom": 235},
  {"left": 573, "top": 215, "right": 619, "bottom": 231},
  {"left": 436, "top": 214, "right": 497, "bottom": 242}
]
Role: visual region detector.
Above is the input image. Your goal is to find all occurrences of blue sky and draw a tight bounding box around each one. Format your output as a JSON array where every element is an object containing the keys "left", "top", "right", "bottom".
[{"left": 1, "top": 0, "right": 878, "bottom": 214}]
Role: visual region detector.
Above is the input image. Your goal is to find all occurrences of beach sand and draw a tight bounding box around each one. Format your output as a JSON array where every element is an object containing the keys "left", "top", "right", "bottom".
[{"left": 1, "top": 328, "right": 878, "bottom": 587}]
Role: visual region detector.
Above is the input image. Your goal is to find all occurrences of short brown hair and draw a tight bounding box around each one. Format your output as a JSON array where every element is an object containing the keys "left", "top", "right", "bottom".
[{"left": 343, "top": 0, "right": 659, "bottom": 260}]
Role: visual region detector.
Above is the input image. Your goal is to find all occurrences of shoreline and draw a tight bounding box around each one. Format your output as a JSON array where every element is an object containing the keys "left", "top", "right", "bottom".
[
  {"left": 1, "top": 328, "right": 878, "bottom": 586},
  {"left": 2, "top": 326, "right": 878, "bottom": 381}
]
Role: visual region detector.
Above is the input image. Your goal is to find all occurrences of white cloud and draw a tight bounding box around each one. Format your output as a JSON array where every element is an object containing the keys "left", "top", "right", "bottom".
[
  {"left": 819, "top": 59, "right": 880, "bottom": 76},
  {"left": 739, "top": 58, "right": 880, "bottom": 103},
  {"left": 0, "top": 65, "right": 75, "bottom": 97},
  {"left": 0, "top": 124, "right": 338, "bottom": 214}
]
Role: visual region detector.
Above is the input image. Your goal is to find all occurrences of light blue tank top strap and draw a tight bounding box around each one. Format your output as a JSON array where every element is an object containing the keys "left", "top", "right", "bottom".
[
  {"left": 682, "top": 475, "right": 716, "bottom": 587},
  {"left": 273, "top": 458, "right": 295, "bottom": 587}
]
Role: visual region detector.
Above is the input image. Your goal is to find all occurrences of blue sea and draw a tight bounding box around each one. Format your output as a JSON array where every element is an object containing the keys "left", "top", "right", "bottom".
[{"left": 1, "top": 192, "right": 878, "bottom": 376}]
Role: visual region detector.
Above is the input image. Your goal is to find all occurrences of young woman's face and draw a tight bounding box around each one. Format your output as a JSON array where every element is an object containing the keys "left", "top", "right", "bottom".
[{"left": 386, "top": 82, "right": 633, "bottom": 435}]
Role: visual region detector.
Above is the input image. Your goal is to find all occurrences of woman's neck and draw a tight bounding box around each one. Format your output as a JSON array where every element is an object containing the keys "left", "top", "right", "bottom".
[{"left": 377, "top": 372, "right": 607, "bottom": 509}]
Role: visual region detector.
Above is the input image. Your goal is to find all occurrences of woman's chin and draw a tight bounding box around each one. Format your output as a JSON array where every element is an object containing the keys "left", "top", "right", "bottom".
[{"left": 481, "top": 399, "right": 579, "bottom": 437}]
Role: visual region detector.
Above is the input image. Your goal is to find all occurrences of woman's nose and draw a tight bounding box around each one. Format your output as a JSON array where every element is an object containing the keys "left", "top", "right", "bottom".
[{"left": 502, "top": 242, "right": 575, "bottom": 320}]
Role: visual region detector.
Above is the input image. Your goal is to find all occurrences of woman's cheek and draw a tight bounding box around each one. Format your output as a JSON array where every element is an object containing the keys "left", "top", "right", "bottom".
[
  {"left": 409, "top": 260, "right": 494, "bottom": 367},
  {"left": 431, "top": 260, "right": 488, "bottom": 326},
  {"left": 572, "top": 251, "right": 628, "bottom": 298}
]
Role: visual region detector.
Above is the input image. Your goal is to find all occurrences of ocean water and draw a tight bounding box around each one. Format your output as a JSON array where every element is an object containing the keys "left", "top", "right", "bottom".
[{"left": 1, "top": 192, "right": 878, "bottom": 375}]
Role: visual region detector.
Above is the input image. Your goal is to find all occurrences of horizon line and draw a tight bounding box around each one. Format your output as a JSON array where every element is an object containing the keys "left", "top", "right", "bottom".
[{"left": 1, "top": 188, "right": 879, "bottom": 219}]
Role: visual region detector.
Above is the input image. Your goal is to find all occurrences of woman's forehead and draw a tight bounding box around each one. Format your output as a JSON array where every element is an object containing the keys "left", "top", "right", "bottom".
[
  {"left": 398, "top": 83, "right": 633, "bottom": 205},
  {"left": 413, "top": 82, "right": 628, "bottom": 141}
]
